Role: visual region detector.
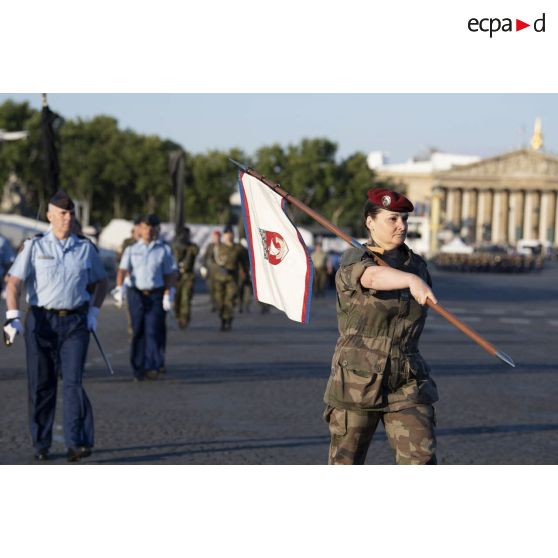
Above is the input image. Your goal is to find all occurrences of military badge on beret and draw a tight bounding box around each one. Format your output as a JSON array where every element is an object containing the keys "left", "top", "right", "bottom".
[{"left": 367, "top": 188, "right": 414, "bottom": 213}]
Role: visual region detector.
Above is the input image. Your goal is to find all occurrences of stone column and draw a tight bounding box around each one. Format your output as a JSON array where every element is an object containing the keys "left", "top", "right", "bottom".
[
  {"left": 523, "top": 190, "right": 533, "bottom": 240},
  {"left": 455, "top": 189, "right": 463, "bottom": 230},
  {"left": 461, "top": 189, "right": 470, "bottom": 222},
  {"left": 469, "top": 189, "right": 478, "bottom": 243},
  {"left": 502, "top": 190, "right": 510, "bottom": 244},
  {"left": 445, "top": 189, "right": 455, "bottom": 228},
  {"left": 516, "top": 190, "right": 525, "bottom": 242},
  {"left": 554, "top": 191, "right": 558, "bottom": 246},
  {"left": 430, "top": 187, "right": 444, "bottom": 255},
  {"left": 532, "top": 190, "right": 541, "bottom": 241},
  {"left": 508, "top": 190, "right": 516, "bottom": 244},
  {"left": 476, "top": 189, "right": 486, "bottom": 242},
  {"left": 491, "top": 190, "right": 501, "bottom": 243},
  {"left": 539, "top": 190, "right": 550, "bottom": 243}
]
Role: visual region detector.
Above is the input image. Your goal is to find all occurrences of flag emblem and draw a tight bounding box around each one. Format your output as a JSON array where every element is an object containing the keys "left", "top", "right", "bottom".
[
  {"left": 238, "top": 171, "right": 313, "bottom": 323},
  {"left": 259, "top": 229, "right": 289, "bottom": 265}
]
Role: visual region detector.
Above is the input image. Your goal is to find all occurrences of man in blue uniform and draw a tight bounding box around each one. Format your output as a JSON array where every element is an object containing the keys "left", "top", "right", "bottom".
[
  {"left": 0, "top": 233, "right": 15, "bottom": 297},
  {"left": 3, "top": 191, "right": 108, "bottom": 462},
  {"left": 114, "top": 214, "right": 177, "bottom": 381}
]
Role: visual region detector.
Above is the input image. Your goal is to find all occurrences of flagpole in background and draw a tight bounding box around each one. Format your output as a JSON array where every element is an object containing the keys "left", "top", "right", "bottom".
[
  {"left": 40, "top": 94, "right": 62, "bottom": 204},
  {"left": 169, "top": 149, "right": 186, "bottom": 233},
  {"left": 230, "top": 158, "right": 515, "bottom": 368}
]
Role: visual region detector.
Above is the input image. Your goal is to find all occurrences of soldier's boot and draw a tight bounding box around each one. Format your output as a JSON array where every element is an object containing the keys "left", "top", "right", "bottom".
[
  {"left": 226, "top": 318, "right": 233, "bottom": 331},
  {"left": 178, "top": 317, "right": 189, "bottom": 329},
  {"left": 220, "top": 318, "right": 227, "bottom": 331},
  {"left": 145, "top": 369, "right": 159, "bottom": 380}
]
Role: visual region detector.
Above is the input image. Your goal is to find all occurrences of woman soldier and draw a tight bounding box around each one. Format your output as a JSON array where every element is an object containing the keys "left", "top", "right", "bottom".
[{"left": 323, "top": 188, "right": 439, "bottom": 465}]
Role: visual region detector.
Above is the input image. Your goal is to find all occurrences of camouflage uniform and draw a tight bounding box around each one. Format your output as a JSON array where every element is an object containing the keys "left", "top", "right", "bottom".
[
  {"left": 323, "top": 242, "right": 438, "bottom": 465},
  {"left": 237, "top": 243, "right": 252, "bottom": 313},
  {"left": 172, "top": 239, "right": 200, "bottom": 328},
  {"left": 211, "top": 242, "right": 247, "bottom": 329},
  {"left": 311, "top": 248, "right": 328, "bottom": 297},
  {"left": 203, "top": 242, "right": 220, "bottom": 311}
]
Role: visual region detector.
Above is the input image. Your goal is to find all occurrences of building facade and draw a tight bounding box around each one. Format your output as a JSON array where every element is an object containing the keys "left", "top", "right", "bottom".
[{"left": 431, "top": 149, "right": 558, "bottom": 251}]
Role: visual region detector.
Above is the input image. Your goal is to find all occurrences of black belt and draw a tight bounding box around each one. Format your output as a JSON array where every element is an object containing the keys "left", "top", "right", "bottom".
[
  {"left": 132, "top": 286, "right": 165, "bottom": 296},
  {"left": 34, "top": 304, "right": 88, "bottom": 317}
]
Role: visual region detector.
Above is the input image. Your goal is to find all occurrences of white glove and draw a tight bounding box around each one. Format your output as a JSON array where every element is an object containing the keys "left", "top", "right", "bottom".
[
  {"left": 3, "top": 309, "right": 23, "bottom": 346},
  {"left": 200, "top": 266, "right": 208, "bottom": 279},
  {"left": 87, "top": 306, "right": 100, "bottom": 332},
  {"left": 111, "top": 285, "right": 125, "bottom": 308},
  {"left": 163, "top": 287, "right": 175, "bottom": 312}
]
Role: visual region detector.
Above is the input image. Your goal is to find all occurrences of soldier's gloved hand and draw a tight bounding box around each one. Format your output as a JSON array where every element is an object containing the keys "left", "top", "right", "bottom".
[
  {"left": 163, "top": 287, "right": 175, "bottom": 312},
  {"left": 3, "top": 309, "right": 23, "bottom": 346},
  {"left": 200, "top": 266, "right": 208, "bottom": 279},
  {"left": 111, "top": 286, "right": 124, "bottom": 308},
  {"left": 87, "top": 306, "right": 100, "bottom": 332}
]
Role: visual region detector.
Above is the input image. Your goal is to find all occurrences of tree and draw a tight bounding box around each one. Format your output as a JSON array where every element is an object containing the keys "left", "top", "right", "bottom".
[{"left": 185, "top": 148, "right": 249, "bottom": 224}]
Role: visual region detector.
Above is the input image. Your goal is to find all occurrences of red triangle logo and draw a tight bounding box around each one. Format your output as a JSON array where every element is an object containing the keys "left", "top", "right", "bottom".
[{"left": 516, "top": 19, "right": 530, "bottom": 31}]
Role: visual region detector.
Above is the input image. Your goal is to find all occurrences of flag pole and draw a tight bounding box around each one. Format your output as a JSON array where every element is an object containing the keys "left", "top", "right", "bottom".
[{"left": 230, "top": 159, "right": 515, "bottom": 368}]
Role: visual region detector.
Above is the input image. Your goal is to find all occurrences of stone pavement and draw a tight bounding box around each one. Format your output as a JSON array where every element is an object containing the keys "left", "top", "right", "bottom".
[{"left": 1, "top": 264, "right": 557, "bottom": 465}]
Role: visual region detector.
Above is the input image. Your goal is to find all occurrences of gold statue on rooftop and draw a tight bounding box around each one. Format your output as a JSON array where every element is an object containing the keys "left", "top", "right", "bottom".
[{"left": 530, "top": 117, "right": 543, "bottom": 151}]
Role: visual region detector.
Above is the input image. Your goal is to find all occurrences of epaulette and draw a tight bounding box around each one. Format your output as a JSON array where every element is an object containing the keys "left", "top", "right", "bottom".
[
  {"left": 18, "top": 233, "right": 43, "bottom": 253},
  {"left": 77, "top": 234, "right": 99, "bottom": 253}
]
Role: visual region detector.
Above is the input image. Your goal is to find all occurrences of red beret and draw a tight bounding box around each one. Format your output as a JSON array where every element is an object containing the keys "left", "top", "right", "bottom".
[{"left": 367, "top": 188, "right": 414, "bottom": 212}]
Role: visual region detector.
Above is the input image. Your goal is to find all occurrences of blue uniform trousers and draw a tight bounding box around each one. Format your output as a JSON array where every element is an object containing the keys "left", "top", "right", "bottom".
[
  {"left": 127, "top": 287, "right": 166, "bottom": 378},
  {"left": 24, "top": 307, "right": 93, "bottom": 450}
]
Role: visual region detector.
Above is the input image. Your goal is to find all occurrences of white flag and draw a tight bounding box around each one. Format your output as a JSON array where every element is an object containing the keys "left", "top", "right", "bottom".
[{"left": 238, "top": 172, "right": 313, "bottom": 323}]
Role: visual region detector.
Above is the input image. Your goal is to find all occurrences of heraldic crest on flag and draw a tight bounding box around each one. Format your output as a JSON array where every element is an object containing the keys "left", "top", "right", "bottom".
[
  {"left": 239, "top": 172, "right": 313, "bottom": 323},
  {"left": 259, "top": 229, "right": 289, "bottom": 265}
]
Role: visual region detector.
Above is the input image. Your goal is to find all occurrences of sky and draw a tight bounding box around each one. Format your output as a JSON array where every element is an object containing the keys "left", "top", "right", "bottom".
[{"left": 0, "top": 93, "right": 556, "bottom": 163}]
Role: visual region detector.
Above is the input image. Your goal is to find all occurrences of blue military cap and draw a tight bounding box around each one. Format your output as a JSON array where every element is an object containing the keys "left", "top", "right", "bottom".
[
  {"left": 141, "top": 214, "right": 160, "bottom": 227},
  {"left": 49, "top": 190, "right": 75, "bottom": 210},
  {"left": 223, "top": 225, "right": 233, "bottom": 234}
]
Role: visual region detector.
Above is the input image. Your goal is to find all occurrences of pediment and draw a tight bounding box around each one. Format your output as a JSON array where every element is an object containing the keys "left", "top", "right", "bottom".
[{"left": 435, "top": 149, "right": 558, "bottom": 180}]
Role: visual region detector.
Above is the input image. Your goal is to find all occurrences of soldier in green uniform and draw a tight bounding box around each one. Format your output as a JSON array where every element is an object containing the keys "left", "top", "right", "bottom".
[
  {"left": 237, "top": 239, "right": 252, "bottom": 313},
  {"left": 311, "top": 241, "right": 330, "bottom": 297},
  {"left": 118, "top": 217, "right": 142, "bottom": 262},
  {"left": 172, "top": 226, "right": 199, "bottom": 329},
  {"left": 201, "top": 229, "right": 222, "bottom": 312},
  {"left": 210, "top": 226, "right": 248, "bottom": 331},
  {"left": 323, "top": 188, "right": 439, "bottom": 465}
]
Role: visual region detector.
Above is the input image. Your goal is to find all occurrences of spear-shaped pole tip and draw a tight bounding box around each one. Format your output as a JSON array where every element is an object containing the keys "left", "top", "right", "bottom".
[
  {"left": 496, "top": 350, "right": 516, "bottom": 368},
  {"left": 228, "top": 158, "right": 249, "bottom": 172}
]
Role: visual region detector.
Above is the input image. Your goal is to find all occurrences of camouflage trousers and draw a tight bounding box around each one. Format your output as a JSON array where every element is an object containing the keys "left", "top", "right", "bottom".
[
  {"left": 213, "top": 274, "right": 238, "bottom": 320},
  {"left": 324, "top": 404, "right": 437, "bottom": 465},
  {"left": 174, "top": 272, "right": 195, "bottom": 324}
]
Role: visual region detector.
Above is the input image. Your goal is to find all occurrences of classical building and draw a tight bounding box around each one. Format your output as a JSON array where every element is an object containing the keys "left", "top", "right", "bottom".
[
  {"left": 367, "top": 150, "right": 480, "bottom": 215},
  {"left": 368, "top": 120, "right": 558, "bottom": 254},
  {"left": 431, "top": 148, "right": 558, "bottom": 251}
]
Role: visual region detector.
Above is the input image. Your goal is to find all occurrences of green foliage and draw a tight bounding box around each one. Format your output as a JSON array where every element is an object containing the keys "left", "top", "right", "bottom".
[{"left": 0, "top": 99, "right": 402, "bottom": 234}]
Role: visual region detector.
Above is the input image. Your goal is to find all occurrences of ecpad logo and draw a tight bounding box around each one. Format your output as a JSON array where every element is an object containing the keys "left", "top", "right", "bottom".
[{"left": 468, "top": 13, "right": 546, "bottom": 37}]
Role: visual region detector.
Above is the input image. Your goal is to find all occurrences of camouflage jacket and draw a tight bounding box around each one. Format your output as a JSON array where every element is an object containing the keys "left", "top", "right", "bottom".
[
  {"left": 173, "top": 241, "right": 199, "bottom": 274},
  {"left": 211, "top": 242, "right": 247, "bottom": 279},
  {"left": 323, "top": 242, "right": 438, "bottom": 413}
]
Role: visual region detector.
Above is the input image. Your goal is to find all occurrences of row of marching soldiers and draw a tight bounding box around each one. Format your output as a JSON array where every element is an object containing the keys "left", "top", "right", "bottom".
[
  {"left": 115, "top": 217, "right": 254, "bottom": 336},
  {"left": 0, "top": 191, "right": 258, "bottom": 462}
]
